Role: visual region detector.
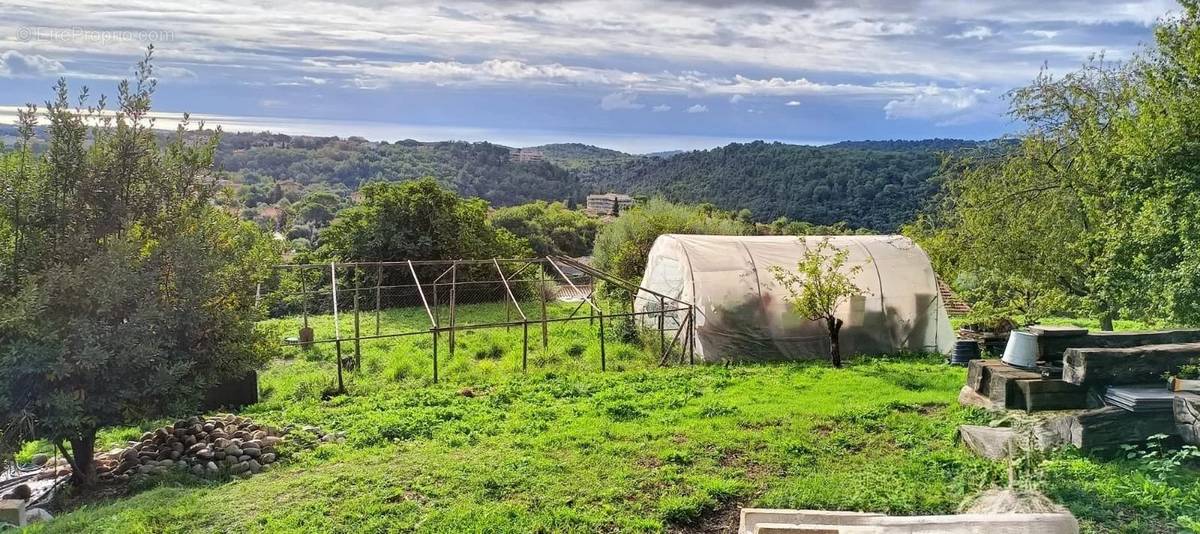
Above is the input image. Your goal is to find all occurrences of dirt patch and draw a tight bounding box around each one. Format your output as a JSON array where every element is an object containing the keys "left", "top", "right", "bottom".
[
  {"left": 667, "top": 500, "right": 742, "bottom": 534},
  {"left": 961, "top": 489, "right": 1066, "bottom": 514},
  {"left": 636, "top": 455, "right": 664, "bottom": 469},
  {"left": 385, "top": 489, "right": 429, "bottom": 505},
  {"left": 917, "top": 404, "right": 944, "bottom": 416}
]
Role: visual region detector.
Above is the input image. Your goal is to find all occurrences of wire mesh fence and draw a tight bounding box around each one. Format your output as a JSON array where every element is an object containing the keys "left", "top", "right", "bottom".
[{"left": 259, "top": 257, "right": 694, "bottom": 390}]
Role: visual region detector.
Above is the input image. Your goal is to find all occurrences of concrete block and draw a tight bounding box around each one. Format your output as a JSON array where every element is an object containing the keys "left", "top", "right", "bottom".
[
  {"left": 740, "top": 508, "right": 1078, "bottom": 534},
  {"left": 0, "top": 499, "right": 26, "bottom": 527},
  {"left": 739, "top": 510, "right": 885, "bottom": 533}
]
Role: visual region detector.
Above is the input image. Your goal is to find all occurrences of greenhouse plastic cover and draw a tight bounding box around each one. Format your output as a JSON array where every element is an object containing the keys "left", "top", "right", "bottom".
[{"left": 635, "top": 234, "right": 954, "bottom": 362}]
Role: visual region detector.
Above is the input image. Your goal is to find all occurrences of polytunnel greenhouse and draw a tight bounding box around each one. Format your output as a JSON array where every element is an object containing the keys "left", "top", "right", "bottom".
[{"left": 635, "top": 234, "right": 955, "bottom": 362}]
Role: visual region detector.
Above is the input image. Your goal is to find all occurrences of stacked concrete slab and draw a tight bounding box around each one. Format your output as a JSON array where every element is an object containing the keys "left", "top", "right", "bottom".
[{"left": 738, "top": 508, "right": 1078, "bottom": 534}]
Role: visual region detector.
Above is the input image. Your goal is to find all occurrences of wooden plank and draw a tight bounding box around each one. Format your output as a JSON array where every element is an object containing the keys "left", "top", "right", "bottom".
[
  {"left": 1037, "top": 406, "right": 1178, "bottom": 451},
  {"left": 1063, "top": 342, "right": 1200, "bottom": 386},
  {"left": 1028, "top": 325, "right": 1088, "bottom": 337},
  {"left": 1012, "top": 379, "right": 1089, "bottom": 411},
  {"left": 967, "top": 360, "right": 1005, "bottom": 391},
  {"left": 1040, "top": 329, "right": 1200, "bottom": 362},
  {"left": 982, "top": 366, "right": 1043, "bottom": 408},
  {"left": 959, "top": 425, "right": 1018, "bottom": 459}
]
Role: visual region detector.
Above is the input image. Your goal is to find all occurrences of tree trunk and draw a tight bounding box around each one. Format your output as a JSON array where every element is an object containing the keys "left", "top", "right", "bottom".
[
  {"left": 1098, "top": 301, "right": 1115, "bottom": 332},
  {"left": 826, "top": 316, "right": 844, "bottom": 368},
  {"left": 59, "top": 430, "right": 98, "bottom": 487}
]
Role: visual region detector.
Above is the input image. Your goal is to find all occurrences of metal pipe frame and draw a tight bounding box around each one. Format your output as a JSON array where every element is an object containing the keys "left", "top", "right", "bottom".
[{"left": 272, "top": 257, "right": 698, "bottom": 385}]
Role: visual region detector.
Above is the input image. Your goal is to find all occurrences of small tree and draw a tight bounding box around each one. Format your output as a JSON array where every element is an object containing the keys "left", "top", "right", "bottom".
[
  {"left": 769, "top": 238, "right": 866, "bottom": 368},
  {"left": 0, "top": 49, "right": 278, "bottom": 487}
]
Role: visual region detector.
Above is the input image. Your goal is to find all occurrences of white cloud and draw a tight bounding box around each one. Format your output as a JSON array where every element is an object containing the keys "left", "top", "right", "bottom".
[
  {"left": 883, "top": 86, "right": 992, "bottom": 123},
  {"left": 651, "top": 104, "right": 671, "bottom": 112},
  {"left": 785, "top": 100, "right": 801, "bottom": 107},
  {"left": 0, "top": 0, "right": 1171, "bottom": 105},
  {"left": 154, "top": 66, "right": 196, "bottom": 80},
  {"left": 1024, "top": 29, "right": 1061, "bottom": 39},
  {"left": 686, "top": 104, "right": 708, "bottom": 113},
  {"left": 303, "top": 76, "right": 328, "bottom": 85},
  {"left": 600, "top": 90, "right": 643, "bottom": 110},
  {"left": 946, "top": 26, "right": 995, "bottom": 40},
  {"left": 1014, "top": 44, "right": 1123, "bottom": 59},
  {"left": 0, "top": 50, "right": 65, "bottom": 78},
  {"left": 301, "top": 57, "right": 973, "bottom": 101}
]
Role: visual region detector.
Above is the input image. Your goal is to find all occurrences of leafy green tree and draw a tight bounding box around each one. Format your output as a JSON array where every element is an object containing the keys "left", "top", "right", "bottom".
[
  {"left": 490, "top": 200, "right": 600, "bottom": 257},
  {"left": 294, "top": 190, "right": 343, "bottom": 227},
  {"left": 1101, "top": 0, "right": 1200, "bottom": 325},
  {"left": 768, "top": 239, "right": 867, "bottom": 367},
  {"left": 318, "top": 178, "right": 529, "bottom": 262},
  {"left": 593, "top": 199, "right": 752, "bottom": 286},
  {"left": 0, "top": 50, "right": 279, "bottom": 486},
  {"left": 913, "top": 2, "right": 1200, "bottom": 329}
]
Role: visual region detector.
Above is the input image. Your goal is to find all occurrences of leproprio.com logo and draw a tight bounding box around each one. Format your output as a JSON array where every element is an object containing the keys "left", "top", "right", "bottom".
[{"left": 18, "top": 26, "right": 175, "bottom": 43}]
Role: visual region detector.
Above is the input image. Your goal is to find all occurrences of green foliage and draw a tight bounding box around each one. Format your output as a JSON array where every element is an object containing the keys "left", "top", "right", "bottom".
[
  {"left": 489, "top": 200, "right": 600, "bottom": 257},
  {"left": 914, "top": 3, "right": 1200, "bottom": 329},
  {"left": 1175, "top": 360, "right": 1200, "bottom": 380},
  {"left": 769, "top": 238, "right": 868, "bottom": 367},
  {"left": 318, "top": 178, "right": 530, "bottom": 262},
  {"left": 0, "top": 50, "right": 279, "bottom": 485},
  {"left": 579, "top": 140, "right": 967, "bottom": 231},
  {"left": 179, "top": 131, "right": 982, "bottom": 235},
  {"left": 593, "top": 198, "right": 752, "bottom": 286},
  {"left": 769, "top": 239, "right": 867, "bottom": 323},
  {"left": 214, "top": 137, "right": 583, "bottom": 207},
  {"left": 1119, "top": 434, "right": 1200, "bottom": 482}
]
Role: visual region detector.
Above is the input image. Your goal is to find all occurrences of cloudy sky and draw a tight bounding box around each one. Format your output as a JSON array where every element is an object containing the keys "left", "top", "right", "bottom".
[{"left": 0, "top": 0, "right": 1180, "bottom": 152}]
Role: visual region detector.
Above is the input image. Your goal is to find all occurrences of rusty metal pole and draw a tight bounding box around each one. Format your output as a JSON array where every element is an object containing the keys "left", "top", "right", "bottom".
[
  {"left": 449, "top": 262, "right": 457, "bottom": 357},
  {"left": 598, "top": 312, "right": 607, "bottom": 372},
  {"left": 353, "top": 267, "right": 362, "bottom": 369},
  {"left": 432, "top": 329, "right": 439, "bottom": 384},
  {"left": 688, "top": 306, "right": 695, "bottom": 366},
  {"left": 659, "top": 296, "right": 666, "bottom": 360},
  {"left": 331, "top": 262, "right": 345, "bottom": 394},
  {"left": 374, "top": 264, "right": 382, "bottom": 336},
  {"left": 301, "top": 267, "right": 310, "bottom": 329},
  {"left": 540, "top": 261, "right": 548, "bottom": 351}
]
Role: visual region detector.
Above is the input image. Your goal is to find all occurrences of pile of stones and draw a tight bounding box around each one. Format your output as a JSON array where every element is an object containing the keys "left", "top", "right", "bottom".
[{"left": 98, "top": 414, "right": 320, "bottom": 482}]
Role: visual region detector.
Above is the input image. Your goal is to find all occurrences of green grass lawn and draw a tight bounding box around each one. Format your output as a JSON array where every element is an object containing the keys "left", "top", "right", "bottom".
[{"left": 24, "top": 303, "right": 1200, "bottom": 533}]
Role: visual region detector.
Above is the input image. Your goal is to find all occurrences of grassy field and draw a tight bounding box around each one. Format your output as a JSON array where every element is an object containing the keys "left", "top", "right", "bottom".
[
  {"left": 22, "top": 303, "right": 1200, "bottom": 533},
  {"left": 951, "top": 315, "right": 1166, "bottom": 332}
]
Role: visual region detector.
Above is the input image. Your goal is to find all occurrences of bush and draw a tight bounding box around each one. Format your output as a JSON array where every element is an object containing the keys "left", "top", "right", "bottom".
[{"left": 593, "top": 198, "right": 751, "bottom": 287}]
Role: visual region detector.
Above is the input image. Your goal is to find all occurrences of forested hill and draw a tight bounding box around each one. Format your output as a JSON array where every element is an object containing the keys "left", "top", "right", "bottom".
[
  {"left": 531, "top": 143, "right": 640, "bottom": 170},
  {"left": 576, "top": 140, "right": 977, "bottom": 231},
  {"left": 2, "top": 127, "right": 985, "bottom": 231},
  {"left": 212, "top": 134, "right": 583, "bottom": 206}
]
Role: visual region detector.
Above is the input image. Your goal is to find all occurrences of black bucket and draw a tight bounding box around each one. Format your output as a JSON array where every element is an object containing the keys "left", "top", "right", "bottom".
[{"left": 949, "top": 339, "right": 981, "bottom": 365}]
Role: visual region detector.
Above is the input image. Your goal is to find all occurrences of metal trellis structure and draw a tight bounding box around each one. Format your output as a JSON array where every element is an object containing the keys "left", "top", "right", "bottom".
[{"left": 267, "top": 257, "right": 695, "bottom": 388}]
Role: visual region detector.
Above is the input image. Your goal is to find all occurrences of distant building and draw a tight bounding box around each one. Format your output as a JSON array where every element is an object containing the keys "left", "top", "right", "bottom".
[
  {"left": 586, "top": 193, "right": 635, "bottom": 216},
  {"left": 509, "top": 148, "right": 545, "bottom": 163}
]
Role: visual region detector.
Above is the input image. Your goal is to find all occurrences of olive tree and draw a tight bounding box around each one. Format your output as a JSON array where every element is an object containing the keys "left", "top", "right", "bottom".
[{"left": 0, "top": 49, "right": 279, "bottom": 487}]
